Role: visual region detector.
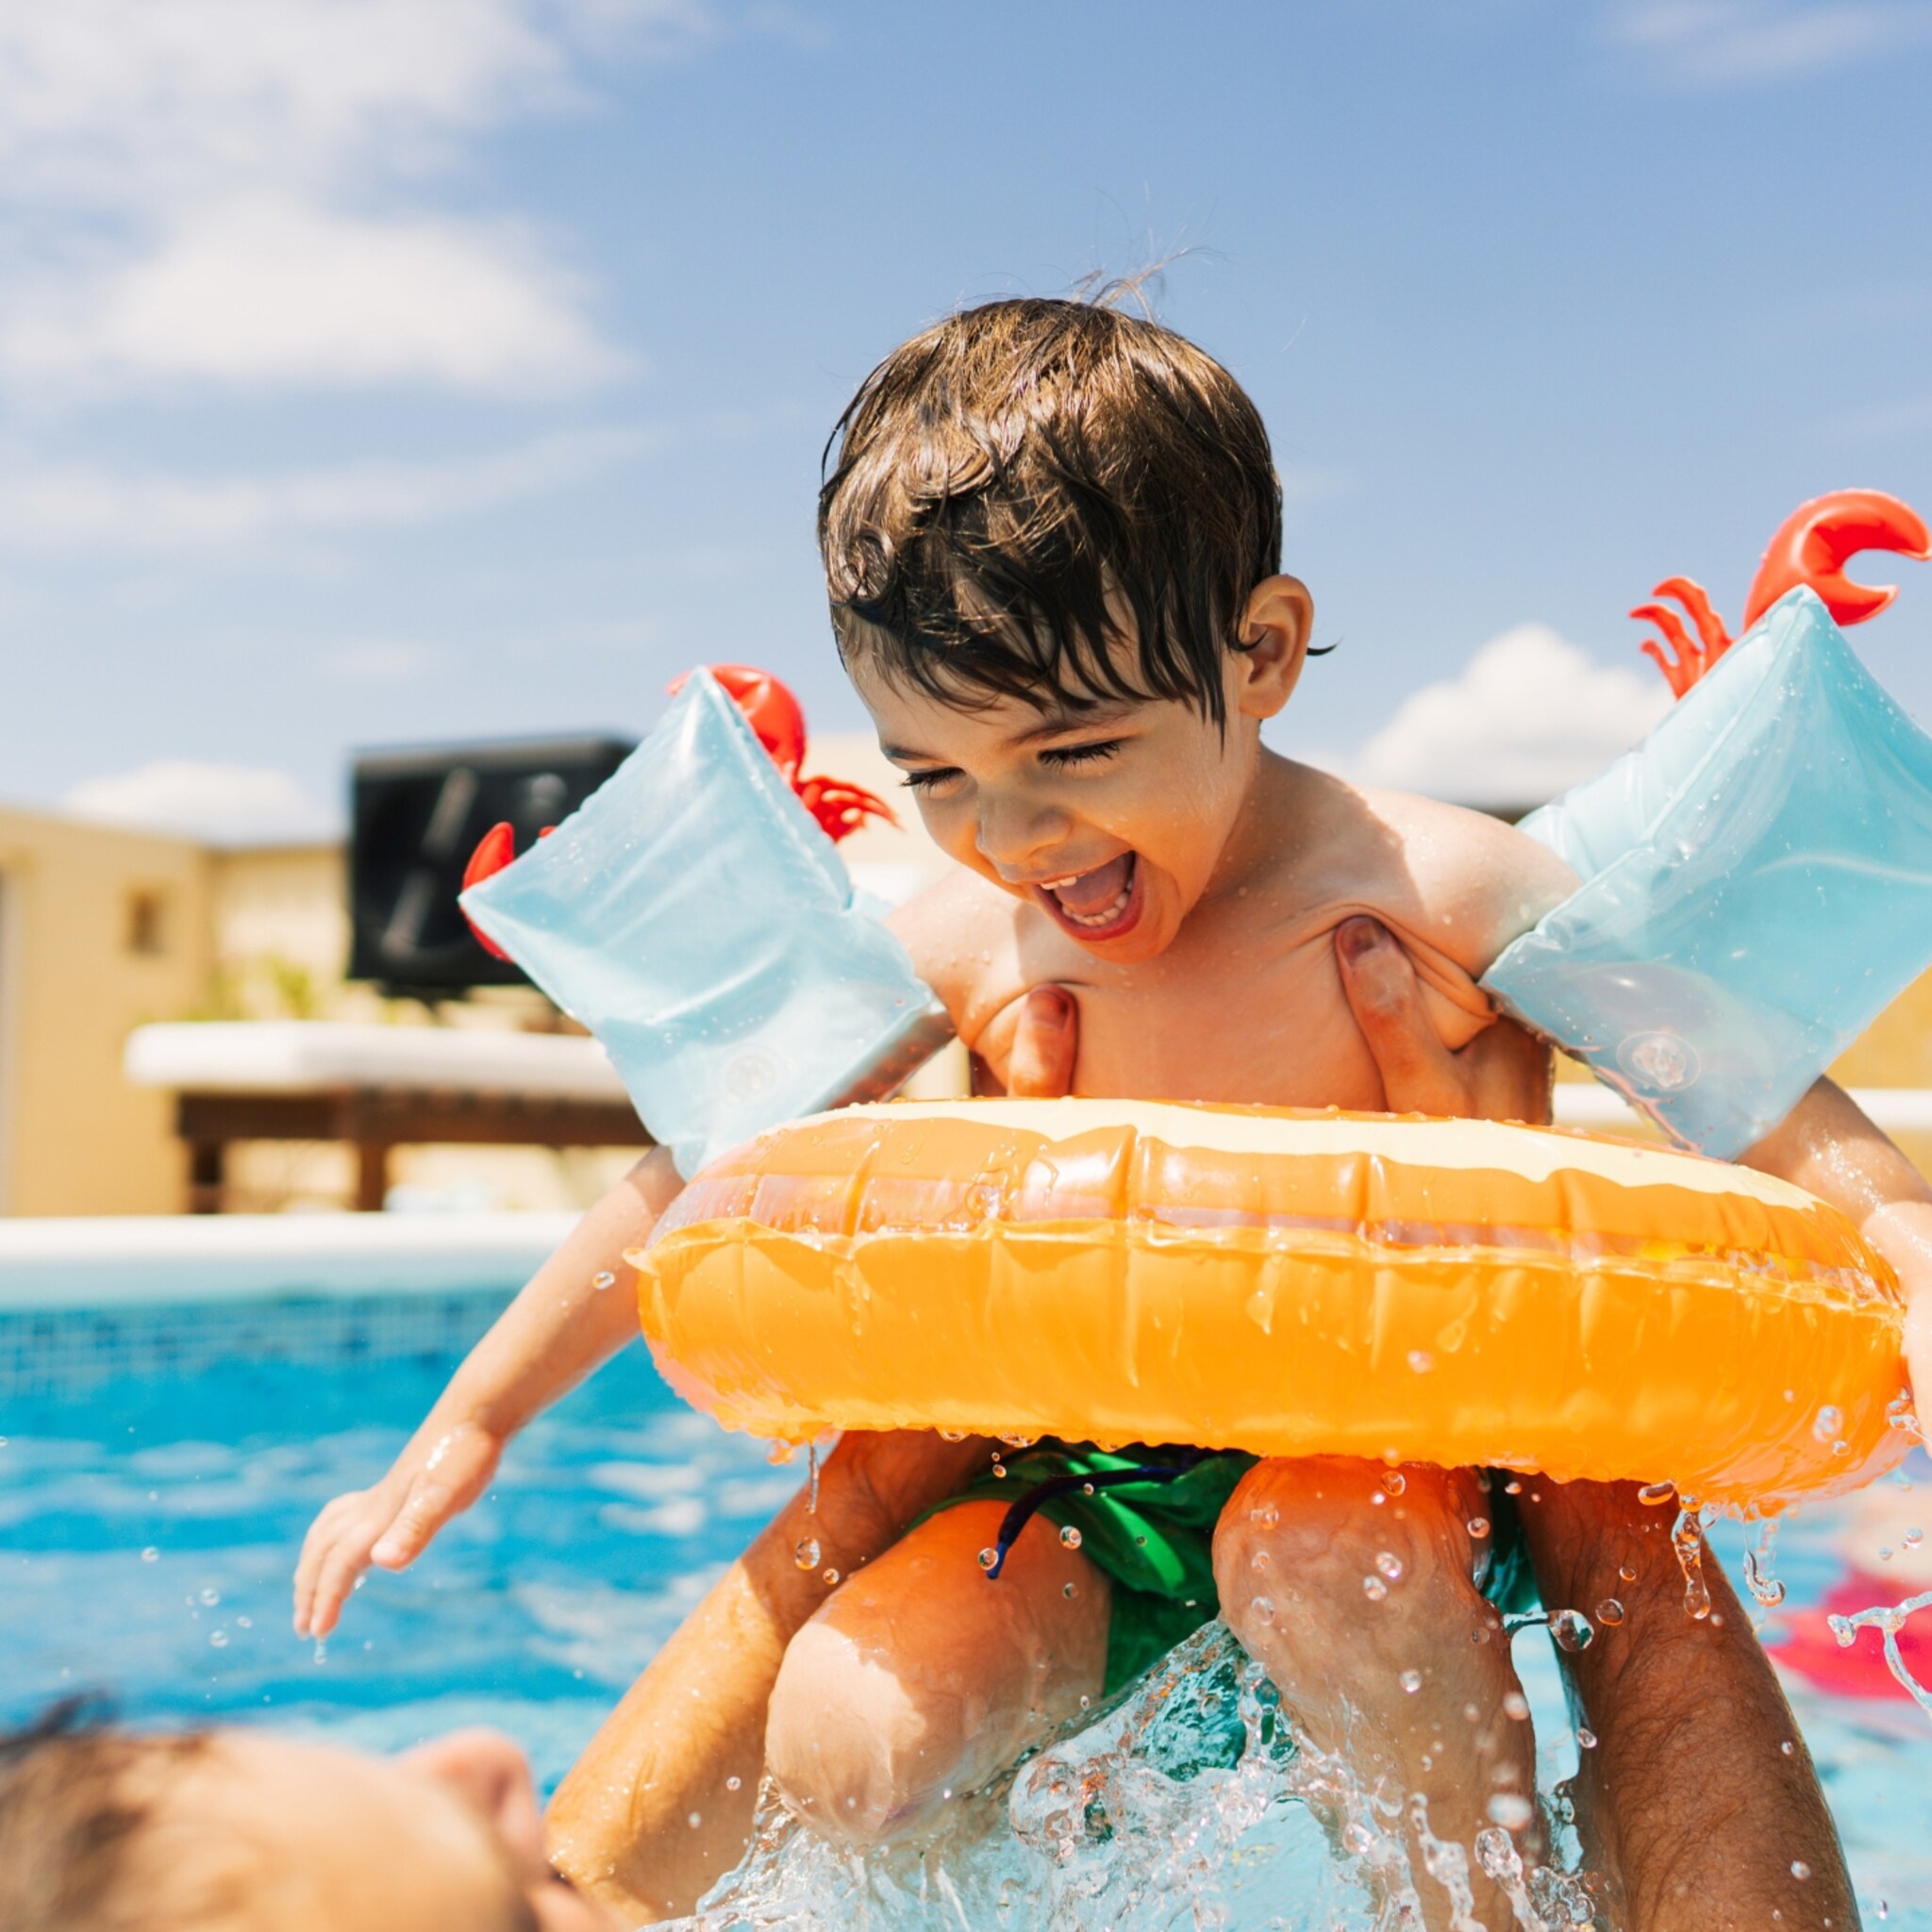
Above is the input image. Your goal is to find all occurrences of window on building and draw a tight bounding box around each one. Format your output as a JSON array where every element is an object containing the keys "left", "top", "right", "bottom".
[{"left": 127, "top": 890, "right": 168, "bottom": 957}]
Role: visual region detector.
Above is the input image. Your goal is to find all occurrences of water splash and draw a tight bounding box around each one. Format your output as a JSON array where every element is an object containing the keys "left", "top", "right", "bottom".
[
  {"left": 1743, "top": 1517, "right": 1787, "bottom": 1609},
  {"left": 1827, "top": 1589, "right": 1932, "bottom": 1719},
  {"left": 1672, "top": 1503, "right": 1712, "bottom": 1621},
  {"left": 682, "top": 1624, "right": 1599, "bottom": 1930}
]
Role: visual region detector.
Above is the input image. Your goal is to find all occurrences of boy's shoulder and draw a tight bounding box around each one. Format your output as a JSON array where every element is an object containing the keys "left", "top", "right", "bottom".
[
  {"left": 1327, "top": 775, "right": 1577, "bottom": 975},
  {"left": 887, "top": 867, "right": 1030, "bottom": 1043}
]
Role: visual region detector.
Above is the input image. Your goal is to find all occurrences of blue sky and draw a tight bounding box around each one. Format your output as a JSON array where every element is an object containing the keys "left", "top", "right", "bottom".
[{"left": 4, "top": 0, "right": 1929, "bottom": 838}]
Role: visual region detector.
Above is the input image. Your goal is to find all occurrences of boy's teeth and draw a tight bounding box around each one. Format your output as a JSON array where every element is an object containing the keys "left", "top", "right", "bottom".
[{"left": 1047, "top": 853, "right": 1135, "bottom": 926}]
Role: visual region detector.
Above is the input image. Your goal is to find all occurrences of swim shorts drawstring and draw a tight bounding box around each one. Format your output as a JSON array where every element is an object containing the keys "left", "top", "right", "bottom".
[{"left": 981, "top": 1447, "right": 1212, "bottom": 1581}]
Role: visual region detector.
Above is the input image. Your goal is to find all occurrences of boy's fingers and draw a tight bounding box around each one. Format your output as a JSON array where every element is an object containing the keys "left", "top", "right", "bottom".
[
  {"left": 1007, "top": 985, "right": 1077, "bottom": 1099},
  {"left": 371, "top": 1477, "right": 450, "bottom": 1570},
  {"left": 1336, "top": 918, "right": 1466, "bottom": 1115}
]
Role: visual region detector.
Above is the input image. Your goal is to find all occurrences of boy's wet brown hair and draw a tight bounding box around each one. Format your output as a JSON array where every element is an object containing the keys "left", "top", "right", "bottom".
[{"left": 819, "top": 293, "right": 1283, "bottom": 725}]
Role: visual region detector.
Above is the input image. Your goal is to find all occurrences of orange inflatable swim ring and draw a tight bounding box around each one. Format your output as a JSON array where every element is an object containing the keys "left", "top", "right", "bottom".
[{"left": 634, "top": 1099, "right": 1910, "bottom": 1507}]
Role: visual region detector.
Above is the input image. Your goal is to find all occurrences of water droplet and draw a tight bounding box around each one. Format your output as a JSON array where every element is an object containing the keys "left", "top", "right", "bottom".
[
  {"left": 1619, "top": 1563, "right": 1638, "bottom": 1581},
  {"left": 1363, "top": 1575, "right": 1389, "bottom": 1601},
  {"left": 1672, "top": 1507, "right": 1712, "bottom": 1620},
  {"left": 999, "top": 1432, "right": 1035, "bottom": 1449},
  {"left": 725, "top": 1774, "right": 741, "bottom": 1791},
  {"left": 1907, "top": 1529, "right": 1924, "bottom": 1550},
  {"left": 1249, "top": 1594, "right": 1275, "bottom": 1624},
  {"left": 1062, "top": 1582, "right": 1076, "bottom": 1599},
  {"left": 1058, "top": 1524, "right": 1082, "bottom": 1550},
  {"left": 939, "top": 1428, "right": 966, "bottom": 1442},
  {"left": 991, "top": 1460, "right": 1008, "bottom": 1479},
  {"left": 1487, "top": 1792, "right": 1534, "bottom": 1830},
  {"left": 688, "top": 1811, "right": 703, "bottom": 1828},
  {"left": 1503, "top": 1479, "right": 1524, "bottom": 1496},
  {"left": 1576, "top": 1726, "right": 1597, "bottom": 1749},
  {"left": 1250, "top": 1548, "right": 1271, "bottom": 1571},
  {"left": 198, "top": 1588, "right": 220, "bottom": 1607},
  {"left": 1503, "top": 1690, "right": 1530, "bottom": 1720},
  {"left": 1881, "top": 1544, "right": 1896, "bottom": 1561},
  {"left": 1400, "top": 1668, "right": 1423, "bottom": 1693},
  {"left": 1468, "top": 1516, "right": 1491, "bottom": 1540},
  {"left": 1813, "top": 1404, "right": 1844, "bottom": 1444},
  {"left": 1595, "top": 1598, "right": 1625, "bottom": 1626},
  {"left": 592, "top": 1271, "right": 617, "bottom": 1291},
  {"left": 793, "top": 1538, "right": 821, "bottom": 1571},
  {"left": 1341, "top": 1821, "right": 1376, "bottom": 1856},
  {"left": 1638, "top": 1481, "right": 1675, "bottom": 1507},
  {"left": 1407, "top": 1350, "right": 1434, "bottom": 1374},
  {"left": 1791, "top": 1860, "right": 1811, "bottom": 1881},
  {"left": 1252, "top": 1500, "right": 1279, "bottom": 1529},
  {"left": 1781, "top": 1740, "right": 1795, "bottom": 1755},
  {"left": 1550, "top": 1608, "right": 1594, "bottom": 1652},
  {"left": 208, "top": 1630, "right": 228, "bottom": 1648},
  {"left": 1081, "top": 1481, "right": 1094, "bottom": 1496},
  {"left": 1375, "top": 1551, "right": 1404, "bottom": 1582},
  {"left": 821, "top": 1568, "right": 840, "bottom": 1586},
  {"left": 1832, "top": 1439, "right": 1851, "bottom": 1457},
  {"left": 236, "top": 1616, "right": 252, "bottom": 1629},
  {"left": 1384, "top": 1470, "right": 1407, "bottom": 1497},
  {"left": 140, "top": 1547, "right": 158, "bottom": 1563},
  {"left": 977, "top": 1547, "right": 999, "bottom": 1572},
  {"left": 1370, "top": 1491, "right": 1387, "bottom": 1507},
  {"left": 1078, "top": 1694, "right": 1090, "bottom": 1708}
]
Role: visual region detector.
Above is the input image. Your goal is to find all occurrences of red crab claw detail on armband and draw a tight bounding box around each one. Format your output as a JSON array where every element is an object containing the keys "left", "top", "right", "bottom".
[
  {"left": 1631, "top": 575, "right": 1733, "bottom": 699},
  {"left": 669, "top": 661, "right": 895, "bottom": 841},
  {"left": 1742, "top": 488, "right": 1931, "bottom": 631},
  {"left": 459, "top": 820, "right": 553, "bottom": 960},
  {"left": 669, "top": 664, "right": 808, "bottom": 779},
  {"left": 795, "top": 774, "right": 898, "bottom": 843},
  {"left": 1633, "top": 489, "right": 1930, "bottom": 697}
]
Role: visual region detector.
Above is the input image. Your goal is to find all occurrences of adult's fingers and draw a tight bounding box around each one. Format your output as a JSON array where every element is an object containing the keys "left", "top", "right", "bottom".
[
  {"left": 1007, "top": 985, "right": 1078, "bottom": 1099},
  {"left": 1336, "top": 917, "right": 1468, "bottom": 1116},
  {"left": 1459, "top": 1014, "right": 1555, "bottom": 1126}
]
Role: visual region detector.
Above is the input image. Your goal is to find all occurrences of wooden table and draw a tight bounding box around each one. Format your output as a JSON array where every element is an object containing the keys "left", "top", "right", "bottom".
[{"left": 125, "top": 1022, "right": 652, "bottom": 1213}]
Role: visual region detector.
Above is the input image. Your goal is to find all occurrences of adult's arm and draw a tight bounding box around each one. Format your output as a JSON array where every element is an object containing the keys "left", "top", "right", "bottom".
[
  {"left": 1335, "top": 914, "right": 1858, "bottom": 1931},
  {"left": 545, "top": 985, "right": 1077, "bottom": 1923}
]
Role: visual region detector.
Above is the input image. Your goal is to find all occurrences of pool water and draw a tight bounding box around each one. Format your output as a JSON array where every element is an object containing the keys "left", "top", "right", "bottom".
[{"left": 4, "top": 1291, "right": 1932, "bottom": 1927}]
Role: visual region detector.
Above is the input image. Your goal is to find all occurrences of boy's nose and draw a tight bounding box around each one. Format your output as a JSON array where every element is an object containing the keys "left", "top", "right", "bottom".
[{"left": 974, "top": 793, "right": 1073, "bottom": 874}]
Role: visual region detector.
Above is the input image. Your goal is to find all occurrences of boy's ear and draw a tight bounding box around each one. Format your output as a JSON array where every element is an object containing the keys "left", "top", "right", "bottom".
[{"left": 1233, "top": 575, "right": 1315, "bottom": 720}]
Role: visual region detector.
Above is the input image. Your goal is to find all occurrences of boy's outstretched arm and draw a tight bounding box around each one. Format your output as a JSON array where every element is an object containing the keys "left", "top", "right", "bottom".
[
  {"left": 1738, "top": 1074, "right": 1932, "bottom": 1413},
  {"left": 292, "top": 1146, "right": 686, "bottom": 1640}
]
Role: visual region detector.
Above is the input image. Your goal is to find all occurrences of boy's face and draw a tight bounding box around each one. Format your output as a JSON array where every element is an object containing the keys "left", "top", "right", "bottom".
[{"left": 857, "top": 584, "right": 1309, "bottom": 965}]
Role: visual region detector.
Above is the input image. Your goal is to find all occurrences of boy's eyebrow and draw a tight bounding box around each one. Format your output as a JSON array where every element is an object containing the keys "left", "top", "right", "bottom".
[{"left": 880, "top": 704, "right": 1136, "bottom": 765}]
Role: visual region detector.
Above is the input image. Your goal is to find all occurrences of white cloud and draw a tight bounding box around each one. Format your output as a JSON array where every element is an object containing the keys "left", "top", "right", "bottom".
[
  {"left": 1608, "top": 1, "right": 1932, "bottom": 85},
  {"left": 1326, "top": 624, "right": 1672, "bottom": 806},
  {"left": 0, "top": 424, "right": 652, "bottom": 552},
  {"left": 63, "top": 761, "right": 340, "bottom": 845},
  {"left": 0, "top": 0, "right": 712, "bottom": 396},
  {"left": 0, "top": 196, "right": 621, "bottom": 393}
]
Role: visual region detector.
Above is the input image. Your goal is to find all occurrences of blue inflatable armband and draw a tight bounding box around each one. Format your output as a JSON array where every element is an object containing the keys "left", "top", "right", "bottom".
[
  {"left": 461, "top": 670, "right": 953, "bottom": 1176},
  {"left": 1483, "top": 589, "right": 1932, "bottom": 1158}
]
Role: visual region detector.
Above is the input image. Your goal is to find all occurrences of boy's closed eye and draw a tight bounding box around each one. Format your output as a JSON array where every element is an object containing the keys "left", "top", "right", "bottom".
[{"left": 899, "top": 738, "right": 1127, "bottom": 792}]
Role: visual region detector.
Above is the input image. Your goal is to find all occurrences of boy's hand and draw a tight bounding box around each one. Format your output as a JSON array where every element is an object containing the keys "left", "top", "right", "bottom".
[
  {"left": 1337, "top": 915, "right": 1551, "bottom": 1125},
  {"left": 293, "top": 1418, "right": 505, "bottom": 1640}
]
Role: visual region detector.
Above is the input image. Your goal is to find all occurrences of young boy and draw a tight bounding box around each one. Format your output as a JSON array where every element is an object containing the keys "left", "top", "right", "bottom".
[{"left": 296, "top": 297, "right": 1929, "bottom": 1928}]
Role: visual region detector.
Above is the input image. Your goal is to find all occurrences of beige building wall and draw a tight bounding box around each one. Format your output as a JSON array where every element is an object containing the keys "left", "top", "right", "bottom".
[{"left": 0, "top": 806, "right": 214, "bottom": 1215}]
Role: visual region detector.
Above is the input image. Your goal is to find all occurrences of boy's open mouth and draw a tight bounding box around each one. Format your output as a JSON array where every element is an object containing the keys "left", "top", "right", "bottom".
[{"left": 1035, "top": 853, "right": 1141, "bottom": 942}]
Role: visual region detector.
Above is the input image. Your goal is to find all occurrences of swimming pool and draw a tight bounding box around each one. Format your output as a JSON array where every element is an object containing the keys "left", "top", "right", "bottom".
[{"left": 4, "top": 1262, "right": 1931, "bottom": 1927}]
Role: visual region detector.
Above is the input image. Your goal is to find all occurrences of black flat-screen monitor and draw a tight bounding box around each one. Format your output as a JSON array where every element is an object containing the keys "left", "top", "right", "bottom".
[{"left": 348, "top": 734, "right": 633, "bottom": 995}]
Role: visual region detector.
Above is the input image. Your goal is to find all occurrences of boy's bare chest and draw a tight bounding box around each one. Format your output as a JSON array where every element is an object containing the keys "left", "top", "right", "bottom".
[{"left": 966, "top": 902, "right": 1395, "bottom": 1111}]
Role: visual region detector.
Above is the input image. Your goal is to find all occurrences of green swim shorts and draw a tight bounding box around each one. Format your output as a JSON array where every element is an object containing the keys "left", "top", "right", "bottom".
[{"left": 924, "top": 1441, "right": 1537, "bottom": 1696}]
